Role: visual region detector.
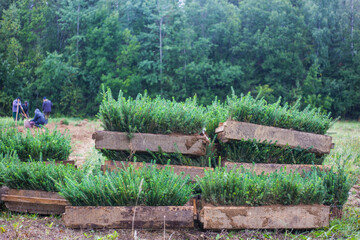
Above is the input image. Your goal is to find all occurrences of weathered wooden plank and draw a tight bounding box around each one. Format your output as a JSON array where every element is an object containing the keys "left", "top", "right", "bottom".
[
  {"left": 0, "top": 186, "right": 9, "bottom": 200},
  {"left": 102, "top": 160, "right": 212, "bottom": 181},
  {"left": 1, "top": 195, "right": 68, "bottom": 206},
  {"left": 215, "top": 120, "right": 333, "bottom": 155},
  {"left": 1, "top": 189, "right": 69, "bottom": 215},
  {"left": 63, "top": 206, "right": 194, "bottom": 229},
  {"left": 92, "top": 131, "right": 209, "bottom": 156},
  {"left": 5, "top": 202, "right": 66, "bottom": 215},
  {"left": 6, "top": 189, "right": 65, "bottom": 199},
  {"left": 200, "top": 205, "right": 330, "bottom": 229},
  {"left": 224, "top": 161, "right": 331, "bottom": 175}
]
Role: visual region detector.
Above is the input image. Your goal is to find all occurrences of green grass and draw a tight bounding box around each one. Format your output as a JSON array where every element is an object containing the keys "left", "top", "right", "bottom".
[
  {"left": 324, "top": 121, "right": 360, "bottom": 173},
  {"left": 0, "top": 118, "right": 16, "bottom": 128}
]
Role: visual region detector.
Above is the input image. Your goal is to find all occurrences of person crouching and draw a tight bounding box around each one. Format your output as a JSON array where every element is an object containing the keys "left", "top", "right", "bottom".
[{"left": 29, "top": 109, "right": 46, "bottom": 128}]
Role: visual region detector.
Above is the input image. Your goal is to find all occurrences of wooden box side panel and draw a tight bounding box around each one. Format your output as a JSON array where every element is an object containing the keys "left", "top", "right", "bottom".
[
  {"left": 103, "top": 161, "right": 212, "bottom": 180},
  {"left": 5, "top": 202, "right": 65, "bottom": 215},
  {"left": 63, "top": 206, "right": 194, "bottom": 229},
  {"left": 200, "top": 205, "right": 330, "bottom": 229},
  {"left": 217, "top": 120, "right": 332, "bottom": 155},
  {"left": 225, "top": 162, "right": 330, "bottom": 175},
  {"left": 7, "top": 189, "right": 65, "bottom": 200},
  {"left": 1, "top": 189, "right": 68, "bottom": 215},
  {"left": 93, "top": 131, "right": 208, "bottom": 156}
]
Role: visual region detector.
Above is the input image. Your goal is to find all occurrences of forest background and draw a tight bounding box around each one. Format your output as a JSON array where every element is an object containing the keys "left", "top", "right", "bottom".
[{"left": 0, "top": 0, "right": 359, "bottom": 119}]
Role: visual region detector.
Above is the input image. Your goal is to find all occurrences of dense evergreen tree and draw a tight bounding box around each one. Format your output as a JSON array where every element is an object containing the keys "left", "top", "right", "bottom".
[{"left": 0, "top": 0, "right": 359, "bottom": 118}]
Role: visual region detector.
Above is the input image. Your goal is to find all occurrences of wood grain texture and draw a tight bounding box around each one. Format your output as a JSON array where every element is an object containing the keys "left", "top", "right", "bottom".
[
  {"left": 1, "top": 195, "right": 68, "bottom": 206},
  {"left": 216, "top": 120, "right": 333, "bottom": 155},
  {"left": 200, "top": 205, "right": 330, "bottom": 229},
  {"left": 1, "top": 189, "right": 69, "bottom": 215},
  {"left": 224, "top": 161, "right": 331, "bottom": 175},
  {"left": 0, "top": 186, "right": 9, "bottom": 201},
  {"left": 102, "top": 160, "right": 212, "bottom": 181},
  {"left": 93, "top": 131, "right": 209, "bottom": 156},
  {"left": 63, "top": 206, "right": 194, "bottom": 229}
]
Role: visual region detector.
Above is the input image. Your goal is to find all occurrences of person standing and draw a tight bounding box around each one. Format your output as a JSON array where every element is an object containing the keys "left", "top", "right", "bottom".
[
  {"left": 42, "top": 97, "right": 52, "bottom": 122},
  {"left": 12, "top": 97, "right": 21, "bottom": 121},
  {"left": 21, "top": 101, "right": 29, "bottom": 120}
]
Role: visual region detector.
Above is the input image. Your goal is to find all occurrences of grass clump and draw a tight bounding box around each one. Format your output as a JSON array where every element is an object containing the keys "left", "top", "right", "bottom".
[
  {"left": 57, "top": 164, "right": 194, "bottom": 206},
  {"left": 0, "top": 159, "right": 83, "bottom": 192},
  {"left": 227, "top": 92, "right": 335, "bottom": 134},
  {"left": 98, "top": 89, "right": 205, "bottom": 135},
  {"left": 0, "top": 127, "right": 71, "bottom": 161},
  {"left": 221, "top": 139, "right": 325, "bottom": 165},
  {"left": 197, "top": 165, "right": 352, "bottom": 207}
]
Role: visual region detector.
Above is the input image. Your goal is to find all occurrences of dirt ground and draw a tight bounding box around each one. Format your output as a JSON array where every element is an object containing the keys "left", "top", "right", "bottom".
[{"left": 1, "top": 120, "right": 360, "bottom": 239}]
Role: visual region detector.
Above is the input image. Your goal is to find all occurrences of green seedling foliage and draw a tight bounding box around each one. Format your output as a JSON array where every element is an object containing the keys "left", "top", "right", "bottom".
[
  {"left": 221, "top": 139, "right": 324, "bottom": 165},
  {"left": 0, "top": 153, "right": 16, "bottom": 187},
  {"left": 101, "top": 140, "right": 218, "bottom": 167},
  {"left": 314, "top": 162, "right": 354, "bottom": 208},
  {"left": 0, "top": 127, "right": 71, "bottom": 162},
  {"left": 0, "top": 160, "right": 84, "bottom": 192},
  {"left": 98, "top": 89, "right": 206, "bottom": 135},
  {"left": 227, "top": 92, "right": 336, "bottom": 135},
  {"left": 57, "top": 163, "right": 194, "bottom": 206},
  {"left": 197, "top": 166, "right": 352, "bottom": 207},
  {"left": 0, "top": 152, "right": 20, "bottom": 188},
  {"left": 204, "top": 98, "right": 228, "bottom": 139}
]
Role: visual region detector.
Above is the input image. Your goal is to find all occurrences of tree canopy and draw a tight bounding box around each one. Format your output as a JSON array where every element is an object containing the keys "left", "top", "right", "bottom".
[{"left": 0, "top": 0, "right": 359, "bottom": 118}]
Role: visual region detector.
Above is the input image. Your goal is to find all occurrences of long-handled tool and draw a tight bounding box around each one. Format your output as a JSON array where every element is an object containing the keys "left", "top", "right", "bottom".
[
  {"left": 15, "top": 102, "right": 19, "bottom": 126},
  {"left": 19, "top": 104, "right": 29, "bottom": 120}
]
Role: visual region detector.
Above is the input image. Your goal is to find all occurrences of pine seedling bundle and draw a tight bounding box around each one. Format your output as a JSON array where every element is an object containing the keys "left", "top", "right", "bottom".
[
  {"left": 0, "top": 127, "right": 71, "bottom": 161},
  {"left": 227, "top": 92, "right": 335, "bottom": 134},
  {"left": 220, "top": 139, "right": 324, "bottom": 164},
  {"left": 197, "top": 166, "right": 352, "bottom": 208},
  {"left": 0, "top": 152, "right": 19, "bottom": 187},
  {"left": 208, "top": 92, "right": 336, "bottom": 164},
  {"left": 0, "top": 160, "right": 83, "bottom": 192},
  {"left": 98, "top": 89, "right": 215, "bottom": 166},
  {"left": 99, "top": 89, "right": 205, "bottom": 134},
  {"left": 57, "top": 163, "right": 194, "bottom": 206}
]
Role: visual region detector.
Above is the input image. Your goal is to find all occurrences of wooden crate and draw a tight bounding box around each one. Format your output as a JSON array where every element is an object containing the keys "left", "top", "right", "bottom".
[
  {"left": 215, "top": 120, "right": 333, "bottom": 155},
  {"left": 63, "top": 205, "right": 194, "bottom": 229},
  {"left": 1, "top": 189, "right": 69, "bottom": 215},
  {"left": 224, "top": 161, "right": 331, "bottom": 175},
  {"left": 101, "top": 160, "right": 212, "bottom": 182},
  {"left": 92, "top": 131, "right": 209, "bottom": 156},
  {"left": 199, "top": 205, "right": 330, "bottom": 229}
]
